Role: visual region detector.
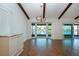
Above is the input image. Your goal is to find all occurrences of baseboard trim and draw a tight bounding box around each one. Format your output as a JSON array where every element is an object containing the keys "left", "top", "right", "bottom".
[
  {"left": 24, "top": 38, "right": 32, "bottom": 42},
  {"left": 16, "top": 49, "right": 24, "bottom": 56}
]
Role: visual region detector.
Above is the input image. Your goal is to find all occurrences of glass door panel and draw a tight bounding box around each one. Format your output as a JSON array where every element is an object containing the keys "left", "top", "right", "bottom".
[
  {"left": 74, "top": 25, "right": 77, "bottom": 35},
  {"left": 37, "top": 24, "right": 46, "bottom": 37},
  {"left": 74, "top": 24, "right": 79, "bottom": 39},
  {"left": 64, "top": 24, "right": 73, "bottom": 38},
  {"left": 48, "top": 24, "right": 52, "bottom": 38},
  {"left": 32, "top": 23, "right": 52, "bottom": 38},
  {"left": 32, "top": 23, "right": 35, "bottom": 37}
]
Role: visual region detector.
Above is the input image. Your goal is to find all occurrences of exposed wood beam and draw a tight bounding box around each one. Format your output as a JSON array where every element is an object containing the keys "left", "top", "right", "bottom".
[
  {"left": 58, "top": 3, "right": 72, "bottom": 19},
  {"left": 17, "top": 3, "right": 30, "bottom": 19},
  {"left": 74, "top": 16, "right": 79, "bottom": 19},
  {"left": 43, "top": 3, "right": 46, "bottom": 19}
]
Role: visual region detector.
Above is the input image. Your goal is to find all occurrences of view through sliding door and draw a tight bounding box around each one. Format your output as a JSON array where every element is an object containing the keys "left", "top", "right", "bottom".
[
  {"left": 74, "top": 24, "right": 79, "bottom": 39},
  {"left": 32, "top": 23, "right": 35, "bottom": 37},
  {"left": 64, "top": 24, "right": 79, "bottom": 39},
  {"left": 37, "top": 24, "right": 46, "bottom": 38},
  {"left": 32, "top": 23, "right": 52, "bottom": 38},
  {"left": 64, "top": 24, "right": 73, "bottom": 38}
]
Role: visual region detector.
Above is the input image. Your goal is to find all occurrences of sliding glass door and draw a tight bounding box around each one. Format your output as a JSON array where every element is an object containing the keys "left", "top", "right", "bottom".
[
  {"left": 48, "top": 24, "right": 52, "bottom": 38},
  {"left": 37, "top": 24, "right": 46, "bottom": 37},
  {"left": 64, "top": 24, "right": 79, "bottom": 39},
  {"left": 74, "top": 24, "right": 78, "bottom": 35},
  {"left": 32, "top": 23, "right": 35, "bottom": 37},
  {"left": 73, "top": 24, "right": 79, "bottom": 38},
  {"left": 64, "top": 24, "right": 73, "bottom": 38},
  {"left": 32, "top": 23, "right": 52, "bottom": 38}
]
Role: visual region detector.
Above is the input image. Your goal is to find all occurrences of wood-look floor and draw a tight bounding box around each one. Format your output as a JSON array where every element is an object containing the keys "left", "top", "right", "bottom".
[{"left": 20, "top": 38, "right": 79, "bottom": 56}]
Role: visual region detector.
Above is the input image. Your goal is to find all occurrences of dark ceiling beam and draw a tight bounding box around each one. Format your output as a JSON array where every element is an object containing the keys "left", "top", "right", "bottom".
[
  {"left": 58, "top": 3, "right": 72, "bottom": 19},
  {"left": 74, "top": 16, "right": 79, "bottom": 19},
  {"left": 17, "top": 3, "right": 30, "bottom": 19},
  {"left": 43, "top": 3, "right": 46, "bottom": 19}
]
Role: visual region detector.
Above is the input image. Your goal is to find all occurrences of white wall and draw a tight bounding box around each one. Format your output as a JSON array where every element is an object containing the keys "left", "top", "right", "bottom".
[
  {"left": 0, "top": 4, "right": 10, "bottom": 36},
  {"left": 27, "top": 18, "right": 79, "bottom": 39},
  {"left": 0, "top": 3, "right": 79, "bottom": 40},
  {"left": 0, "top": 3, "right": 29, "bottom": 41}
]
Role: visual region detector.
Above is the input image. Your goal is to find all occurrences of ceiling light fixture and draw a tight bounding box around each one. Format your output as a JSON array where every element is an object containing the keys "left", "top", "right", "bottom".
[{"left": 36, "top": 16, "right": 46, "bottom": 22}]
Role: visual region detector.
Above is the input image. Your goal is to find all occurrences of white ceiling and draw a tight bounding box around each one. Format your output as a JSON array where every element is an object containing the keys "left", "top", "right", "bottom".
[
  {"left": 62, "top": 3, "right": 79, "bottom": 19},
  {"left": 22, "top": 3, "right": 43, "bottom": 19},
  {"left": 46, "top": 3, "right": 68, "bottom": 18},
  {"left": 22, "top": 3, "right": 79, "bottom": 19}
]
